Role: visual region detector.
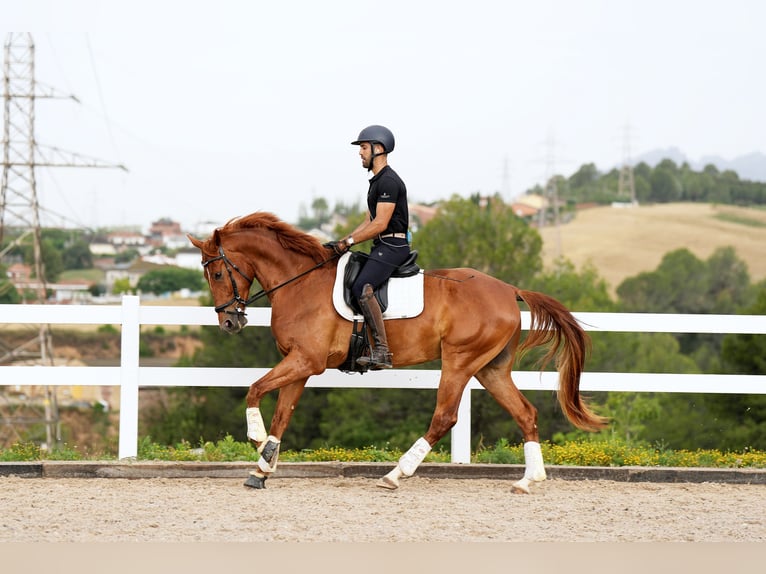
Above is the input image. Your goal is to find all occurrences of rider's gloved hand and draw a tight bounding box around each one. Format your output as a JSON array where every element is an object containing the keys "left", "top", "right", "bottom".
[{"left": 323, "top": 240, "right": 349, "bottom": 255}]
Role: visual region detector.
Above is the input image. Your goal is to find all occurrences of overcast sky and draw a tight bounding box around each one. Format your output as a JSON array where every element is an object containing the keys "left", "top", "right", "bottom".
[{"left": 3, "top": 0, "right": 764, "bottom": 232}]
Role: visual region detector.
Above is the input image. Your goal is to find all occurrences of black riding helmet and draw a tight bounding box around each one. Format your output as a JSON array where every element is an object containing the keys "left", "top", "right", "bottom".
[{"left": 351, "top": 125, "right": 395, "bottom": 170}]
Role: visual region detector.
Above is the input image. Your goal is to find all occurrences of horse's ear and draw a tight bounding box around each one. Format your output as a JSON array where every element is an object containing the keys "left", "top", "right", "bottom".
[
  {"left": 187, "top": 234, "right": 204, "bottom": 250},
  {"left": 213, "top": 228, "right": 222, "bottom": 246}
]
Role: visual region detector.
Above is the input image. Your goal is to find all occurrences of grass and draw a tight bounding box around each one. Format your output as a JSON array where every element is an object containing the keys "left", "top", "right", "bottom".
[
  {"left": 538, "top": 202, "right": 766, "bottom": 295},
  {"left": 58, "top": 268, "right": 105, "bottom": 283},
  {"left": 713, "top": 212, "right": 766, "bottom": 228},
  {"left": 2, "top": 436, "right": 764, "bottom": 469}
]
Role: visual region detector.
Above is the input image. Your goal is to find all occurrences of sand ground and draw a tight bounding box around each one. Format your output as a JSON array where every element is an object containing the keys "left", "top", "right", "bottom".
[{"left": 1, "top": 475, "right": 763, "bottom": 543}]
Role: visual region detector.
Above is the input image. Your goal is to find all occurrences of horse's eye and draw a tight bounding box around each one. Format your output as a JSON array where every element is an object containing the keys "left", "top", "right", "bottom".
[{"left": 214, "top": 271, "right": 223, "bottom": 280}]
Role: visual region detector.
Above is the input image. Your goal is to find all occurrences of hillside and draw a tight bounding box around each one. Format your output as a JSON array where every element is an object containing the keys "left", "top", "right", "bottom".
[{"left": 537, "top": 203, "right": 766, "bottom": 296}]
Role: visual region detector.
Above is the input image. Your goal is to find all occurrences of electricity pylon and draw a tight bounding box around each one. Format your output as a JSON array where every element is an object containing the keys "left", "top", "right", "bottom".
[
  {"left": 1, "top": 33, "right": 125, "bottom": 449},
  {"left": 618, "top": 123, "right": 637, "bottom": 203}
]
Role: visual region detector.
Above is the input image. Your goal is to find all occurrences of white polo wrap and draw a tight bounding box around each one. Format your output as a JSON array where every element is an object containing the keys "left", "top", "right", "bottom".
[
  {"left": 523, "top": 440, "right": 547, "bottom": 481},
  {"left": 398, "top": 437, "right": 431, "bottom": 476},
  {"left": 246, "top": 407, "right": 268, "bottom": 443}
]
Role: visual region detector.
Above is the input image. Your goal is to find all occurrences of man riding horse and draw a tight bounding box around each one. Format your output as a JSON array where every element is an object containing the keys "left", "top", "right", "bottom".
[{"left": 328, "top": 125, "right": 411, "bottom": 369}]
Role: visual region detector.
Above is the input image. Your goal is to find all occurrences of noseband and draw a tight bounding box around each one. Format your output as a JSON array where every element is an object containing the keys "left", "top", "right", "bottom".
[{"left": 202, "top": 244, "right": 340, "bottom": 317}]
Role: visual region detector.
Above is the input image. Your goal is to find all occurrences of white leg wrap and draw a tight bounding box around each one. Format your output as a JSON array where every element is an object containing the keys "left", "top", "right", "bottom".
[
  {"left": 523, "top": 441, "right": 547, "bottom": 482},
  {"left": 398, "top": 437, "right": 432, "bottom": 477},
  {"left": 246, "top": 407, "right": 268, "bottom": 443}
]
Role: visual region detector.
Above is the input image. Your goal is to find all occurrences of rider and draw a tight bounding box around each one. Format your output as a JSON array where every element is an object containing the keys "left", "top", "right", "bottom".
[{"left": 331, "top": 125, "right": 411, "bottom": 369}]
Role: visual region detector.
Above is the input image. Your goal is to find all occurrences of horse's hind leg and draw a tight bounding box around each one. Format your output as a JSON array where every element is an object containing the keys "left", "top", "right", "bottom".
[
  {"left": 378, "top": 371, "right": 470, "bottom": 490},
  {"left": 475, "top": 355, "right": 546, "bottom": 494}
]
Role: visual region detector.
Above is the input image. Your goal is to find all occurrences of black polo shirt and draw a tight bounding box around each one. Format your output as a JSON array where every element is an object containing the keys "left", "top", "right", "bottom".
[{"left": 366, "top": 165, "right": 409, "bottom": 235}]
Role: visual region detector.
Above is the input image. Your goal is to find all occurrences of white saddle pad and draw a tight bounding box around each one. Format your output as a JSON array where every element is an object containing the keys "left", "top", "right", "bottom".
[{"left": 332, "top": 252, "right": 425, "bottom": 321}]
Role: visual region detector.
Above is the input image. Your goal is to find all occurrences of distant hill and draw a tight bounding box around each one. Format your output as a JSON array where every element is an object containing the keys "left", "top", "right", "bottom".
[
  {"left": 537, "top": 203, "right": 766, "bottom": 296},
  {"left": 633, "top": 148, "right": 766, "bottom": 182}
]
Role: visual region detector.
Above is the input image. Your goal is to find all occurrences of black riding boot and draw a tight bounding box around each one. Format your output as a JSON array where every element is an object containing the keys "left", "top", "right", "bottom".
[{"left": 356, "top": 284, "right": 393, "bottom": 369}]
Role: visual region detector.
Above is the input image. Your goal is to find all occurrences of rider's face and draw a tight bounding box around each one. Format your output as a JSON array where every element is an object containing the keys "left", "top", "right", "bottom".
[{"left": 359, "top": 142, "right": 373, "bottom": 169}]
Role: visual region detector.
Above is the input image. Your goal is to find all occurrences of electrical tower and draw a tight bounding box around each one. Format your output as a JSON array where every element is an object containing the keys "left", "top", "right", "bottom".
[
  {"left": 1, "top": 33, "right": 125, "bottom": 449},
  {"left": 618, "top": 123, "right": 637, "bottom": 204},
  {"left": 538, "top": 132, "right": 562, "bottom": 259},
  {"left": 501, "top": 155, "right": 511, "bottom": 203}
]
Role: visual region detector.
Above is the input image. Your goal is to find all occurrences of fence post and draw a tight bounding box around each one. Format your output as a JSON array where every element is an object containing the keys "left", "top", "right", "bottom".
[
  {"left": 118, "top": 295, "right": 140, "bottom": 459},
  {"left": 450, "top": 386, "right": 472, "bottom": 463}
]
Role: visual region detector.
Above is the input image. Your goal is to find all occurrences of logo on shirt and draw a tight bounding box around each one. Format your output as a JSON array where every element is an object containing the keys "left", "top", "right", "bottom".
[{"left": 381, "top": 193, "right": 391, "bottom": 199}]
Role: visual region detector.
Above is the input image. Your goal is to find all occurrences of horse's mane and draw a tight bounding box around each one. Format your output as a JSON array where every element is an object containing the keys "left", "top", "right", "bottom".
[{"left": 220, "top": 212, "right": 328, "bottom": 263}]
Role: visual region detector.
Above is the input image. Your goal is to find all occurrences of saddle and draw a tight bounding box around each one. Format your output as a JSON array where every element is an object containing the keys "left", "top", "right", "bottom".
[
  {"left": 334, "top": 250, "right": 423, "bottom": 374},
  {"left": 342, "top": 250, "right": 421, "bottom": 314}
]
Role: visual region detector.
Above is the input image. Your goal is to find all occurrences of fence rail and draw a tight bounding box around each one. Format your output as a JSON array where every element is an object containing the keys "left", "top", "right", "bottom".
[{"left": 1, "top": 296, "right": 764, "bottom": 461}]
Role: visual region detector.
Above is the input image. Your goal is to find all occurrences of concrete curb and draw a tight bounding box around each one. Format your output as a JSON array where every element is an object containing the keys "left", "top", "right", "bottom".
[{"left": 1, "top": 461, "right": 765, "bottom": 484}]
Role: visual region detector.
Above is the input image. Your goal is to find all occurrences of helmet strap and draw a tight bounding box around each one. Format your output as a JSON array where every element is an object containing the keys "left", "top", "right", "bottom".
[{"left": 369, "top": 143, "right": 387, "bottom": 172}]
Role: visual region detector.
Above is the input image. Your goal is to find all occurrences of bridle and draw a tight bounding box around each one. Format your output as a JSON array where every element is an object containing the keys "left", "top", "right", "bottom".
[
  {"left": 202, "top": 244, "right": 339, "bottom": 317},
  {"left": 202, "top": 246, "right": 255, "bottom": 315}
]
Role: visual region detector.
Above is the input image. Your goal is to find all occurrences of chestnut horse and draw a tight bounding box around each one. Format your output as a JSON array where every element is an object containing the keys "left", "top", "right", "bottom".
[{"left": 188, "top": 212, "right": 606, "bottom": 493}]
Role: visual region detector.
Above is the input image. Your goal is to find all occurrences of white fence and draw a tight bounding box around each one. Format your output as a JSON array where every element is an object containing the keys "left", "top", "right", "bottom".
[{"left": 1, "top": 296, "right": 765, "bottom": 461}]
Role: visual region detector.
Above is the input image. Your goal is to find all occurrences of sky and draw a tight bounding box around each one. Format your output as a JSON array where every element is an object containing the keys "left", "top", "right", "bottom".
[{"left": 3, "top": 0, "right": 765, "bottom": 233}]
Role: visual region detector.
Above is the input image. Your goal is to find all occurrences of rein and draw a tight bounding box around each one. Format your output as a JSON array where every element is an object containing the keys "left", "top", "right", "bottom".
[{"left": 203, "top": 245, "right": 339, "bottom": 315}]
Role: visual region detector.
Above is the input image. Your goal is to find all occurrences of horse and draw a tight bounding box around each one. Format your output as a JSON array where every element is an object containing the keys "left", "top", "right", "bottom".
[{"left": 187, "top": 211, "right": 607, "bottom": 493}]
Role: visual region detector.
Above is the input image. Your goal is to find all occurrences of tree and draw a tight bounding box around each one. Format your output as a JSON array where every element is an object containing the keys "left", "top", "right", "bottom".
[
  {"left": 650, "top": 164, "right": 683, "bottom": 202},
  {"left": 112, "top": 277, "right": 132, "bottom": 295},
  {"left": 568, "top": 162, "right": 599, "bottom": 188},
  {"left": 16, "top": 238, "right": 65, "bottom": 282},
  {"left": 0, "top": 264, "right": 20, "bottom": 303},
  {"left": 711, "top": 283, "right": 766, "bottom": 450},
  {"left": 62, "top": 239, "right": 93, "bottom": 269},
  {"left": 319, "top": 388, "right": 439, "bottom": 450},
  {"left": 617, "top": 246, "right": 753, "bottom": 363},
  {"left": 722, "top": 282, "right": 766, "bottom": 375},
  {"left": 528, "top": 258, "right": 614, "bottom": 311},
  {"left": 413, "top": 194, "right": 542, "bottom": 285},
  {"left": 617, "top": 248, "right": 742, "bottom": 315},
  {"left": 311, "top": 197, "right": 329, "bottom": 224},
  {"left": 115, "top": 248, "right": 140, "bottom": 264},
  {"left": 136, "top": 267, "right": 205, "bottom": 295},
  {"left": 620, "top": 249, "right": 703, "bottom": 313},
  {"left": 614, "top": 250, "right": 760, "bottom": 449}
]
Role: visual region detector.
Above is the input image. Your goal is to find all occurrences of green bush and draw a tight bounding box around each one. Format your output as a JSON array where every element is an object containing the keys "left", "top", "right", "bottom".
[{"left": 1, "top": 436, "right": 764, "bottom": 468}]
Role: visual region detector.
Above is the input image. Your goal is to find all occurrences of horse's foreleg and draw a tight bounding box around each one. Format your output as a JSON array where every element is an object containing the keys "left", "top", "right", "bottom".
[
  {"left": 243, "top": 357, "right": 317, "bottom": 490},
  {"left": 250, "top": 380, "right": 306, "bottom": 475}
]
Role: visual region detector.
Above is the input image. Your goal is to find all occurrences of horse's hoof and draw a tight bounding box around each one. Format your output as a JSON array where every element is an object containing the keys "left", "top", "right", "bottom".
[
  {"left": 376, "top": 476, "right": 399, "bottom": 490},
  {"left": 244, "top": 473, "right": 267, "bottom": 489},
  {"left": 511, "top": 478, "right": 531, "bottom": 494}
]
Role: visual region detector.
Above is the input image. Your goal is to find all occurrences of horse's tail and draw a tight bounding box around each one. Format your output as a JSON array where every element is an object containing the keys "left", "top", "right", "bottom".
[{"left": 515, "top": 289, "right": 608, "bottom": 432}]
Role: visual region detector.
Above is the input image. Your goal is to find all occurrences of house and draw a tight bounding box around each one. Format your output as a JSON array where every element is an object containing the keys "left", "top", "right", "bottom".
[
  {"left": 510, "top": 202, "right": 539, "bottom": 219},
  {"left": 409, "top": 203, "right": 438, "bottom": 231},
  {"left": 104, "top": 259, "right": 166, "bottom": 293},
  {"left": 108, "top": 230, "right": 146, "bottom": 247},
  {"left": 175, "top": 248, "right": 204, "bottom": 270},
  {"left": 6, "top": 262, "right": 32, "bottom": 282},
  {"left": 6, "top": 262, "right": 93, "bottom": 303}
]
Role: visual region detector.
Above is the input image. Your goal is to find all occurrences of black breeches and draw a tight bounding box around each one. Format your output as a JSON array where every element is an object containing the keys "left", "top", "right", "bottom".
[{"left": 351, "top": 240, "right": 410, "bottom": 303}]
